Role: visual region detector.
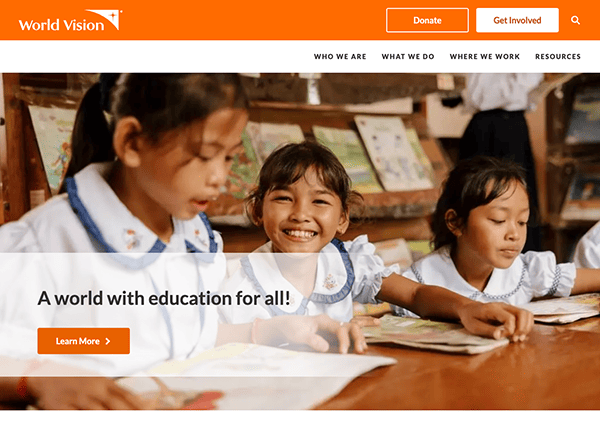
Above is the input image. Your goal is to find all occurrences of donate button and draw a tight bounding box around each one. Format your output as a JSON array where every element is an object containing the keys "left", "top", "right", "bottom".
[
  {"left": 387, "top": 8, "right": 469, "bottom": 33},
  {"left": 477, "top": 8, "right": 559, "bottom": 33}
]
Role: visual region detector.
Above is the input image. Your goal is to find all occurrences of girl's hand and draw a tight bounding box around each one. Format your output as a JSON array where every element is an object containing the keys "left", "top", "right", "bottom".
[
  {"left": 27, "top": 376, "right": 148, "bottom": 410},
  {"left": 457, "top": 302, "right": 534, "bottom": 342},
  {"left": 350, "top": 315, "right": 381, "bottom": 328},
  {"left": 258, "top": 314, "right": 367, "bottom": 354}
]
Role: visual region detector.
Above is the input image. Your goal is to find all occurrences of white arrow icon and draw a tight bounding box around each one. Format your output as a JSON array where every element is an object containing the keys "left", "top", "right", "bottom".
[{"left": 106, "top": 338, "right": 110, "bottom": 345}]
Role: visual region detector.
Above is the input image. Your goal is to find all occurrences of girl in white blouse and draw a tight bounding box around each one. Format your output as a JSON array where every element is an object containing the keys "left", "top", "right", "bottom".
[
  {"left": 0, "top": 74, "right": 364, "bottom": 409},
  {"left": 396, "top": 156, "right": 600, "bottom": 317},
  {"left": 220, "top": 142, "right": 533, "bottom": 340}
]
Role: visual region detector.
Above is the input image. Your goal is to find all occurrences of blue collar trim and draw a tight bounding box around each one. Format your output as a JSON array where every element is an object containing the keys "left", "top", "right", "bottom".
[
  {"left": 66, "top": 177, "right": 217, "bottom": 269},
  {"left": 240, "top": 238, "right": 355, "bottom": 316}
]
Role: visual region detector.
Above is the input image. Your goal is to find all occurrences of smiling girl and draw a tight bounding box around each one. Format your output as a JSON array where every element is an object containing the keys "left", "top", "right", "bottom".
[
  {"left": 220, "top": 142, "right": 534, "bottom": 341},
  {"left": 0, "top": 74, "right": 365, "bottom": 409}
]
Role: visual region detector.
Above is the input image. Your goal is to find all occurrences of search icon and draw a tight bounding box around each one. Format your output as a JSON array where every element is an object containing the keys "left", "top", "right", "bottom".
[{"left": 572, "top": 15, "right": 580, "bottom": 25}]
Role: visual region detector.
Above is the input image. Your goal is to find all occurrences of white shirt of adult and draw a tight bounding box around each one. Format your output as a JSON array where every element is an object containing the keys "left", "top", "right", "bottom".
[{"left": 463, "top": 73, "right": 544, "bottom": 113}]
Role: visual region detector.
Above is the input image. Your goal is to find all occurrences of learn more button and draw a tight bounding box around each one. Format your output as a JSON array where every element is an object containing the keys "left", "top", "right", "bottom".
[
  {"left": 387, "top": 8, "right": 469, "bottom": 33},
  {"left": 38, "top": 328, "right": 130, "bottom": 354}
]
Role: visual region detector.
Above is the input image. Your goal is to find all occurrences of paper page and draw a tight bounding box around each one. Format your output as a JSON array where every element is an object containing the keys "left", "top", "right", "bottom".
[
  {"left": 119, "top": 343, "right": 396, "bottom": 409},
  {"left": 146, "top": 343, "right": 396, "bottom": 378},
  {"left": 245, "top": 121, "right": 305, "bottom": 164},
  {"left": 533, "top": 311, "right": 599, "bottom": 324},
  {"left": 521, "top": 293, "right": 600, "bottom": 316},
  {"left": 390, "top": 339, "right": 508, "bottom": 355},
  {"left": 313, "top": 125, "right": 383, "bottom": 193},
  {"left": 354, "top": 115, "right": 434, "bottom": 192},
  {"left": 225, "top": 125, "right": 261, "bottom": 199},
  {"left": 121, "top": 375, "right": 359, "bottom": 410},
  {"left": 406, "top": 128, "right": 435, "bottom": 186},
  {"left": 28, "top": 105, "right": 77, "bottom": 194},
  {"left": 364, "top": 315, "right": 509, "bottom": 354}
]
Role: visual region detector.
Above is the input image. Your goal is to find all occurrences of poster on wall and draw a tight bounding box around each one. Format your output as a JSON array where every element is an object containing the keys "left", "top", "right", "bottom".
[
  {"left": 28, "top": 105, "right": 77, "bottom": 194},
  {"left": 354, "top": 115, "right": 435, "bottom": 192}
]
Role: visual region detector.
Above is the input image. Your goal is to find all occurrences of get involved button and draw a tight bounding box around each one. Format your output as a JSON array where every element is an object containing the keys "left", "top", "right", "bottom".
[
  {"left": 387, "top": 8, "right": 469, "bottom": 33},
  {"left": 477, "top": 8, "right": 559, "bottom": 33},
  {"left": 38, "top": 328, "right": 130, "bottom": 354}
]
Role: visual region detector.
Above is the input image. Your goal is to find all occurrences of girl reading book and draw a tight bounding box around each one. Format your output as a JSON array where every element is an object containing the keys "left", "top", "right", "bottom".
[
  {"left": 220, "top": 142, "right": 533, "bottom": 340},
  {"left": 395, "top": 155, "right": 600, "bottom": 317},
  {"left": 0, "top": 74, "right": 364, "bottom": 409}
]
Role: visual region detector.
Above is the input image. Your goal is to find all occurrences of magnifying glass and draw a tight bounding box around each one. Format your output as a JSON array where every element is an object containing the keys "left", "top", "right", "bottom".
[{"left": 571, "top": 15, "right": 580, "bottom": 25}]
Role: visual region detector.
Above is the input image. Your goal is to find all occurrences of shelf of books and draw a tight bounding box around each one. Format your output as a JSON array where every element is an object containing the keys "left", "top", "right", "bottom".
[
  {"left": 546, "top": 74, "right": 600, "bottom": 261},
  {"left": 207, "top": 101, "right": 451, "bottom": 221},
  {"left": 2, "top": 76, "right": 452, "bottom": 257}
]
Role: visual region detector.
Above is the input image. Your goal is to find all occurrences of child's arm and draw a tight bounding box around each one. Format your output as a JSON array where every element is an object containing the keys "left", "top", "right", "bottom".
[
  {"left": 217, "top": 315, "right": 367, "bottom": 354},
  {"left": 572, "top": 268, "right": 600, "bottom": 295},
  {"left": 377, "top": 273, "right": 534, "bottom": 341}
]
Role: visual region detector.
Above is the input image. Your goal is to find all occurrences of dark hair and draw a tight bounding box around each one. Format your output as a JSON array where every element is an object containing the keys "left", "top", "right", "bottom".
[
  {"left": 432, "top": 156, "right": 530, "bottom": 251},
  {"left": 246, "top": 141, "right": 363, "bottom": 224},
  {"left": 62, "top": 73, "right": 247, "bottom": 183}
]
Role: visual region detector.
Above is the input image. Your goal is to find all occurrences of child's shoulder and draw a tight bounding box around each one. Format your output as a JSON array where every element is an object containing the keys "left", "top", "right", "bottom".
[
  {"left": 341, "top": 234, "right": 373, "bottom": 253},
  {"left": 412, "top": 245, "right": 451, "bottom": 265},
  {"left": 519, "top": 249, "right": 558, "bottom": 265},
  {"left": 580, "top": 220, "right": 600, "bottom": 244},
  {"left": 402, "top": 246, "right": 456, "bottom": 285},
  {"left": 0, "top": 194, "right": 80, "bottom": 252}
]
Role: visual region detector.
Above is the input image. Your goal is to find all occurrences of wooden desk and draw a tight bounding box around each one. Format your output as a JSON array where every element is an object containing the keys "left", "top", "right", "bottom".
[
  {"left": 2, "top": 320, "right": 600, "bottom": 410},
  {"left": 317, "top": 320, "right": 600, "bottom": 410}
]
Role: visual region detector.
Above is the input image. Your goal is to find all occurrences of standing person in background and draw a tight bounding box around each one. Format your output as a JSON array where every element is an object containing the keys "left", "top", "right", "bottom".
[{"left": 459, "top": 73, "right": 543, "bottom": 252}]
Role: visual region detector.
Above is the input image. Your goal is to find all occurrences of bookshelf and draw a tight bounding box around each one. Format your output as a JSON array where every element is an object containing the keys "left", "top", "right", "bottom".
[
  {"left": 210, "top": 100, "right": 451, "bottom": 252},
  {"left": 545, "top": 73, "right": 600, "bottom": 261},
  {"left": 0, "top": 73, "right": 455, "bottom": 253}
]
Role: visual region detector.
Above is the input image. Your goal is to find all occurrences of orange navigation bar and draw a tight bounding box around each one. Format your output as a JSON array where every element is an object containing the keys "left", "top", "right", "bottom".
[
  {"left": 0, "top": 1, "right": 598, "bottom": 40},
  {"left": 38, "top": 328, "right": 130, "bottom": 355}
]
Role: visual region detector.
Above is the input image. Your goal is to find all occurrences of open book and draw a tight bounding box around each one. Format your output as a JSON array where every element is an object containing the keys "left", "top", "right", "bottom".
[
  {"left": 119, "top": 343, "right": 396, "bottom": 409},
  {"left": 520, "top": 293, "right": 600, "bottom": 324},
  {"left": 363, "top": 315, "right": 509, "bottom": 355}
]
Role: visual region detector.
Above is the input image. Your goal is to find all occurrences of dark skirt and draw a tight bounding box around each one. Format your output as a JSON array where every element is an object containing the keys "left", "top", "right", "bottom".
[{"left": 459, "top": 109, "right": 541, "bottom": 252}]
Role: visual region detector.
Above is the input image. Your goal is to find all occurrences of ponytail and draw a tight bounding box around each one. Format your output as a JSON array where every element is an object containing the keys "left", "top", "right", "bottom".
[
  {"left": 60, "top": 73, "right": 247, "bottom": 192},
  {"left": 63, "top": 83, "right": 113, "bottom": 179}
]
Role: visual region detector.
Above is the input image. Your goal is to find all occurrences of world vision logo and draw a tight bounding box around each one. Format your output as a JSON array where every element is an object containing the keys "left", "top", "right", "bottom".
[
  {"left": 85, "top": 10, "right": 120, "bottom": 30},
  {"left": 18, "top": 9, "right": 121, "bottom": 32}
]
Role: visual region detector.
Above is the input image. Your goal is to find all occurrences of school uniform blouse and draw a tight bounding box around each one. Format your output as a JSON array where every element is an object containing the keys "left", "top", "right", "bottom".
[
  {"left": 219, "top": 235, "right": 399, "bottom": 324},
  {"left": 0, "top": 163, "right": 225, "bottom": 376},
  {"left": 574, "top": 220, "right": 600, "bottom": 268},
  {"left": 393, "top": 245, "right": 576, "bottom": 317}
]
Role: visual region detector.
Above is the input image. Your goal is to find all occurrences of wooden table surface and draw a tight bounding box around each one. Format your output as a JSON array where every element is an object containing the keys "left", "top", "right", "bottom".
[
  {"left": 2, "top": 319, "right": 600, "bottom": 410},
  {"left": 317, "top": 319, "right": 600, "bottom": 410}
]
